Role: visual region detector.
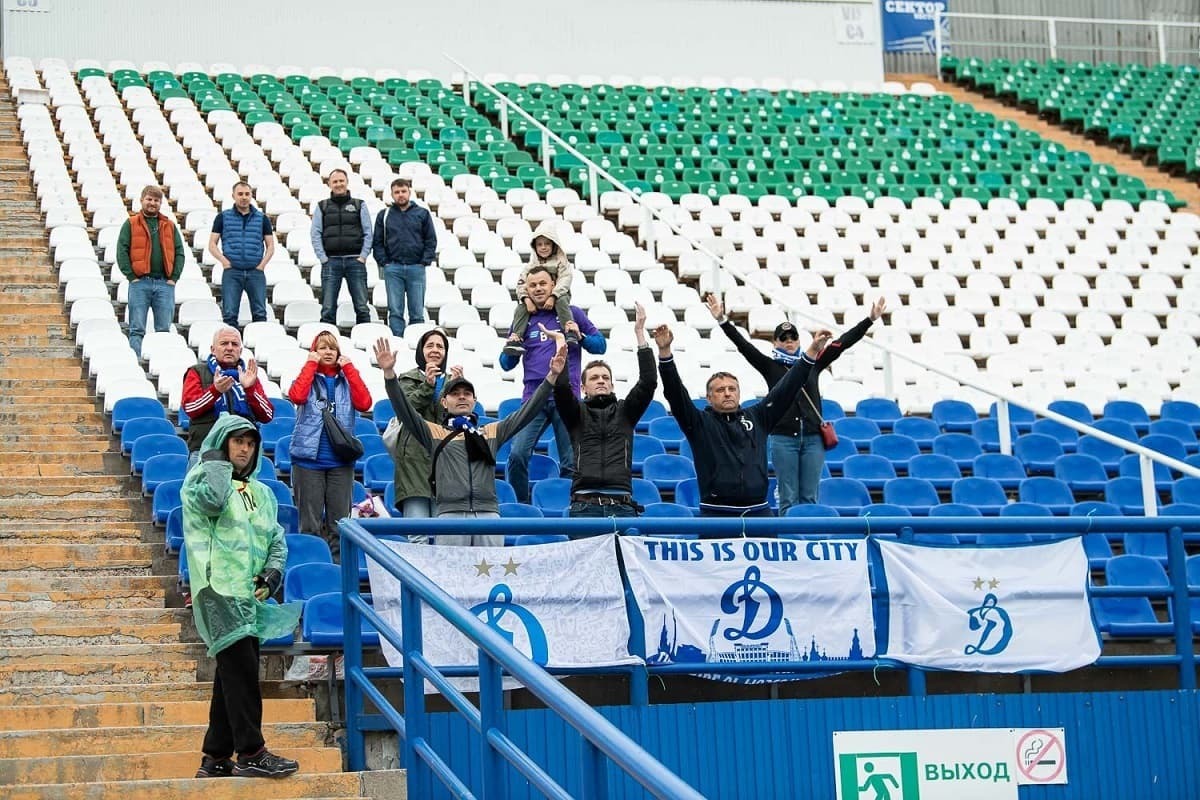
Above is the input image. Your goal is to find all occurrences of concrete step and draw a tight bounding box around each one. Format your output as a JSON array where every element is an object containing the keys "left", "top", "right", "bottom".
[
  {"left": 0, "top": 607, "right": 188, "bottom": 630},
  {"left": 0, "top": 623, "right": 182, "bottom": 647},
  {"left": 0, "top": 543, "right": 156, "bottom": 571},
  {"left": 0, "top": 698, "right": 316, "bottom": 732},
  {"left": 0, "top": 585, "right": 168, "bottom": 611},
  {"left": 1, "top": 771, "right": 399, "bottom": 800},
  {"left": 0, "top": 643, "right": 205, "bottom": 665},
  {"left": 0, "top": 681, "right": 219, "bottom": 707},
  {"left": 0, "top": 462, "right": 115, "bottom": 478},
  {"left": 0, "top": 658, "right": 197, "bottom": 688},
  {"left": 0, "top": 721, "right": 329, "bottom": 759},
  {"left": 0, "top": 480, "right": 130, "bottom": 500},
  {"left": 0, "top": 444, "right": 117, "bottom": 459},
  {"left": 0, "top": 746, "right": 342, "bottom": 785},
  {"left": 0, "top": 501, "right": 139, "bottom": 522},
  {"left": 0, "top": 574, "right": 170, "bottom": 596}
]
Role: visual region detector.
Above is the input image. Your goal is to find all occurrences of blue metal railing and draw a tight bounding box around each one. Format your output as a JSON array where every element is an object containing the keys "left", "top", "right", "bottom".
[{"left": 339, "top": 515, "right": 1198, "bottom": 798}]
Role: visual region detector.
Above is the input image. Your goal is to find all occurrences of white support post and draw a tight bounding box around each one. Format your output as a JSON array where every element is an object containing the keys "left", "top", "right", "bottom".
[
  {"left": 499, "top": 102, "right": 508, "bottom": 139},
  {"left": 882, "top": 351, "right": 895, "bottom": 401},
  {"left": 1139, "top": 454, "right": 1159, "bottom": 517},
  {"left": 642, "top": 205, "right": 657, "bottom": 259},
  {"left": 933, "top": 9, "right": 943, "bottom": 76},
  {"left": 996, "top": 400, "right": 1013, "bottom": 456},
  {"left": 542, "top": 136, "right": 552, "bottom": 174},
  {"left": 462, "top": 76, "right": 470, "bottom": 107},
  {"left": 1157, "top": 23, "right": 1168, "bottom": 64},
  {"left": 588, "top": 164, "right": 599, "bottom": 213},
  {"left": 1048, "top": 19, "right": 1058, "bottom": 59}
]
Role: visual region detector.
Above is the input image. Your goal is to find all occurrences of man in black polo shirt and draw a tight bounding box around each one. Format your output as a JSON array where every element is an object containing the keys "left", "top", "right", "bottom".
[{"left": 310, "top": 168, "right": 373, "bottom": 326}]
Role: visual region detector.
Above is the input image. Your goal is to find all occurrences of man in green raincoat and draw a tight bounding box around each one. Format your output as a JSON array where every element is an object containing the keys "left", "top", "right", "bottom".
[{"left": 183, "top": 414, "right": 303, "bottom": 779}]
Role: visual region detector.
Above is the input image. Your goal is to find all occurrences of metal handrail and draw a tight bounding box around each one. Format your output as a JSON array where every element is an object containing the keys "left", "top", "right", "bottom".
[
  {"left": 339, "top": 518, "right": 707, "bottom": 800},
  {"left": 939, "top": 12, "right": 1200, "bottom": 28},
  {"left": 444, "top": 54, "right": 1200, "bottom": 515}
]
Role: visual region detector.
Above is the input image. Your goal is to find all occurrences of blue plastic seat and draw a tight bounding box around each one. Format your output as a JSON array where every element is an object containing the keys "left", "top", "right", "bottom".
[
  {"left": 892, "top": 417, "right": 939, "bottom": 449},
  {"left": 363, "top": 452, "right": 395, "bottom": 491},
  {"left": 284, "top": 562, "right": 340, "bottom": 603},
  {"left": 178, "top": 541, "right": 190, "bottom": 585},
  {"left": 784, "top": 503, "right": 840, "bottom": 518},
  {"left": 142, "top": 453, "right": 188, "bottom": 495},
  {"left": 303, "top": 591, "right": 379, "bottom": 646},
  {"left": 859, "top": 503, "right": 911, "bottom": 518},
  {"left": 647, "top": 416, "right": 685, "bottom": 450},
  {"left": 931, "top": 399, "right": 977, "bottom": 433},
  {"left": 151, "top": 479, "right": 183, "bottom": 524},
  {"left": 269, "top": 398, "right": 296, "bottom": 419},
  {"left": 131, "top": 433, "right": 188, "bottom": 475},
  {"left": 511, "top": 534, "right": 570, "bottom": 546},
  {"left": 166, "top": 505, "right": 185, "bottom": 552},
  {"left": 284, "top": 533, "right": 333, "bottom": 571},
  {"left": 371, "top": 398, "right": 396, "bottom": 431},
  {"left": 908, "top": 453, "right": 961, "bottom": 490},
  {"left": 843, "top": 454, "right": 896, "bottom": 491},
  {"left": 1094, "top": 418, "right": 1139, "bottom": 444},
  {"left": 274, "top": 435, "right": 293, "bottom": 475},
  {"left": 1148, "top": 419, "right": 1199, "bottom": 454},
  {"left": 1077, "top": 435, "right": 1124, "bottom": 474},
  {"left": 1070, "top": 500, "right": 1123, "bottom": 518},
  {"left": 631, "top": 434, "right": 666, "bottom": 473},
  {"left": 495, "top": 479, "right": 518, "bottom": 505},
  {"left": 1048, "top": 399, "right": 1093, "bottom": 425},
  {"left": 354, "top": 434, "right": 389, "bottom": 473},
  {"left": 819, "top": 397, "right": 845, "bottom": 421},
  {"left": 527, "top": 453, "right": 560, "bottom": 483},
  {"left": 642, "top": 453, "right": 696, "bottom": 491},
  {"left": 531, "top": 478, "right": 572, "bottom": 516},
  {"left": 1139, "top": 433, "right": 1189, "bottom": 463},
  {"left": 1187, "top": 555, "right": 1200, "bottom": 633},
  {"left": 111, "top": 397, "right": 167, "bottom": 432},
  {"left": 260, "top": 478, "right": 295, "bottom": 509},
  {"left": 635, "top": 400, "right": 668, "bottom": 433},
  {"left": 971, "top": 453, "right": 1026, "bottom": 490},
  {"left": 980, "top": 531, "right": 1034, "bottom": 545},
  {"left": 971, "top": 419, "right": 1020, "bottom": 453},
  {"left": 1161, "top": 400, "right": 1200, "bottom": 433},
  {"left": 1017, "top": 477, "right": 1075, "bottom": 515},
  {"left": 352, "top": 416, "right": 377, "bottom": 438},
  {"left": 910, "top": 532, "right": 960, "bottom": 545},
  {"left": 932, "top": 433, "right": 983, "bottom": 470},
  {"left": 1102, "top": 400, "right": 1151, "bottom": 435},
  {"left": 818, "top": 477, "right": 871, "bottom": 516},
  {"left": 497, "top": 397, "right": 523, "bottom": 419},
  {"left": 1082, "top": 533, "right": 1114, "bottom": 567},
  {"left": 674, "top": 478, "right": 700, "bottom": 512},
  {"left": 855, "top": 398, "right": 902, "bottom": 431},
  {"left": 278, "top": 503, "right": 300, "bottom": 534},
  {"left": 883, "top": 477, "right": 939, "bottom": 516},
  {"left": 641, "top": 502, "right": 694, "bottom": 517},
  {"left": 499, "top": 502, "right": 544, "bottom": 518},
  {"left": 257, "top": 416, "right": 295, "bottom": 458},
  {"left": 928, "top": 502, "right": 982, "bottom": 517},
  {"left": 1118, "top": 454, "right": 1173, "bottom": 492},
  {"left": 951, "top": 477, "right": 1008, "bottom": 515},
  {"left": 988, "top": 402, "right": 1035, "bottom": 433},
  {"left": 632, "top": 478, "right": 663, "bottom": 507},
  {"left": 1172, "top": 477, "right": 1200, "bottom": 506},
  {"left": 869, "top": 434, "right": 920, "bottom": 469},
  {"left": 1054, "top": 453, "right": 1110, "bottom": 494},
  {"left": 1105, "top": 477, "right": 1153, "bottom": 515},
  {"left": 1013, "top": 433, "right": 1064, "bottom": 474},
  {"left": 120, "top": 417, "right": 177, "bottom": 456},
  {"left": 1093, "top": 555, "right": 1173, "bottom": 636},
  {"left": 1030, "top": 418, "right": 1079, "bottom": 453},
  {"left": 832, "top": 417, "right": 881, "bottom": 450},
  {"left": 823, "top": 437, "right": 859, "bottom": 473},
  {"left": 1123, "top": 532, "right": 1168, "bottom": 563}
]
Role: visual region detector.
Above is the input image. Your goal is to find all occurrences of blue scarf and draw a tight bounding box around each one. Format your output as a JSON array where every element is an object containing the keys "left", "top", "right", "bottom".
[
  {"left": 206, "top": 354, "right": 251, "bottom": 418},
  {"left": 772, "top": 348, "right": 803, "bottom": 366},
  {"left": 444, "top": 414, "right": 494, "bottom": 465}
]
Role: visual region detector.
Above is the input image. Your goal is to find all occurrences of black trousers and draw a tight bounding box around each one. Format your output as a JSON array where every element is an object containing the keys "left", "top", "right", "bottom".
[{"left": 202, "top": 635, "right": 264, "bottom": 758}]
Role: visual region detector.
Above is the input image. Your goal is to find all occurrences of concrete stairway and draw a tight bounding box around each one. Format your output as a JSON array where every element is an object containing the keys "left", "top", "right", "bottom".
[{"left": 0, "top": 77, "right": 402, "bottom": 798}]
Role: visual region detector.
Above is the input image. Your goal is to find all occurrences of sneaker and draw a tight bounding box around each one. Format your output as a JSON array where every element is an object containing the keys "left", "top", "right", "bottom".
[
  {"left": 183, "top": 592, "right": 192, "bottom": 609},
  {"left": 195, "top": 755, "right": 234, "bottom": 778},
  {"left": 233, "top": 749, "right": 299, "bottom": 779},
  {"left": 565, "top": 329, "right": 580, "bottom": 346},
  {"left": 502, "top": 338, "right": 525, "bottom": 357}
]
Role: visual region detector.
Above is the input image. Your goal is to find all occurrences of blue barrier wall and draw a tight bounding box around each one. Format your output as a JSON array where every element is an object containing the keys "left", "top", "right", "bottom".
[{"left": 423, "top": 689, "right": 1200, "bottom": 799}]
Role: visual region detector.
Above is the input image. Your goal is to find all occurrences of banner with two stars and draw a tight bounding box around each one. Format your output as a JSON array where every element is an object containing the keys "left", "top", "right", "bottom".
[
  {"left": 366, "top": 534, "right": 640, "bottom": 680},
  {"left": 876, "top": 538, "right": 1101, "bottom": 673}
]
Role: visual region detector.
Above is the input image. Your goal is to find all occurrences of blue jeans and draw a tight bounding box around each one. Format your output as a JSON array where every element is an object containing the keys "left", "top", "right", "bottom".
[
  {"left": 320, "top": 256, "right": 371, "bottom": 325},
  {"left": 221, "top": 267, "right": 267, "bottom": 327},
  {"left": 506, "top": 403, "right": 574, "bottom": 504},
  {"left": 383, "top": 263, "right": 426, "bottom": 337},
  {"left": 770, "top": 431, "right": 826, "bottom": 512},
  {"left": 568, "top": 501, "right": 639, "bottom": 518},
  {"left": 126, "top": 277, "right": 175, "bottom": 357}
]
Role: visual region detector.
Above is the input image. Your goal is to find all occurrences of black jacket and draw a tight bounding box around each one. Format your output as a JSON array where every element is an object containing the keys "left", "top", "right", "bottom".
[
  {"left": 371, "top": 202, "right": 438, "bottom": 266},
  {"left": 659, "top": 353, "right": 815, "bottom": 510},
  {"left": 555, "top": 346, "right": 657, "bottom": 496},
  {"left": 718, "top": 317, "right": 873, "bottom": 435}
]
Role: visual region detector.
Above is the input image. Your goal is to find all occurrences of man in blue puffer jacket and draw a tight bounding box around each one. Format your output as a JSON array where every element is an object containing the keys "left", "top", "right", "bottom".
[
  {"left": 208, "top": 181, "right": 276, "bottom": 328},
  {"left": 371, "top": 177, "right": 438, "bottom": 337}
]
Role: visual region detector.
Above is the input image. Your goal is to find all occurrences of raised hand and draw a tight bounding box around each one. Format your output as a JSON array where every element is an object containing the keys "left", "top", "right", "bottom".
[
  {"left": 870, "top": 297, "right": 888, "bottom": 321},
  {"left": 806, "top": 329, "right": 834, "bottom": 359},
  {"left": 652, "top": 324, "right": 674, "bottom": 357},
  {"left": 704, "top": 292, "right": 724, "bottom": 320},
  {"left": 238, "top": 358, "right": 259, "bottom": 388},
  {"left": 634, "top": 301, "right": 647, "bottom": 331},
  {"left": 537, "top": 322, "right": 566, "bottom": 347},
  {"left": 373, "top": 337, "right": 397, "bottom": 375},
  {"left": 547, "top": 338, "right": 567, "bottom": 378}
]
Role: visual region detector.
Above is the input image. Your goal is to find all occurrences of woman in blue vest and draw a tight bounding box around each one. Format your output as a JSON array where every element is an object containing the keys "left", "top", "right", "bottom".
[{"left": 286, "top": 332, "right": 372, "bottom": 560}]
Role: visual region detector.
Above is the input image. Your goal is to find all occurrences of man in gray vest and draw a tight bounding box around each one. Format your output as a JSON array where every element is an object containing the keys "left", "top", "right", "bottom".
[{"left": 310, "top": 169, "right": 373, "bottom": 326}]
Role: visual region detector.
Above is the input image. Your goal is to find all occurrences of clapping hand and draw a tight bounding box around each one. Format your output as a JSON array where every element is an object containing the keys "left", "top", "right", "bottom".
[
  {"left": 213, "top": 371, "right": 236, "bottom": 393},
  {"left": 449, "top": 365, "right": 464, "bottom": 380},
  {"left": 423, "top": 361, "right": 442, "bottom": 385}
]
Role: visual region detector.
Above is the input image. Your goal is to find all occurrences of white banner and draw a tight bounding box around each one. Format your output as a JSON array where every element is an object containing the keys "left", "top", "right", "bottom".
[
  {"left": 878, "top": 538, "right": 1100, "bottom": 673},
  {"left": 620, "top": 537, "right": 875, "bottom": 683},
  {"left": 367, "top": 535, "right": 639, "bottom": 677}
]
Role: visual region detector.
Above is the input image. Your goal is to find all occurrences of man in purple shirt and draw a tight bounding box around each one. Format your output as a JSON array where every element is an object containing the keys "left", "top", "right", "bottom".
[{"left": 498, "top": 267, "right": 606, "bottom": 504}]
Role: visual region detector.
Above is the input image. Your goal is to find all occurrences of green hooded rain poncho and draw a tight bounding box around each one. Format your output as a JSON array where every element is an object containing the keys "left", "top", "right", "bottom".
[{"left": 182, "top": 414, "right": 302, "bottom": 656}]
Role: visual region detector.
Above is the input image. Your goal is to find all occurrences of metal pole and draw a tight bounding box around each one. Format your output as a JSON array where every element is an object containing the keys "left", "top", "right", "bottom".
[
  {"left": 996, "top": 400, "right": 1013, "bottom": 456},
  {"left": 1048, "top": 19, "right": 1058, "bottom": 60},
  {"left": 1139, "top": 454, "right": 1159, "bottom": 517},
  {"left": 882, "top": 351, "right": 895, "bottom": 401},
  {"left": 479, "top": 652, "right": 508, "bottom": 800},
  {"left": 499, "top": 101, "right": 508, "bottom": 139},
  {"left": 341, "top": 532, "right": 366, "bottom": 771},
  {"left": 589, "top": 163, "right": 599, "bottom": 213},
  {"left": 542, "top": 135, "right": 552, "bottom": 175},
  {"left": 579, "top": 740, "right": 610, "bottom": 800},
  {"left": 462, "top": 75, "right": 470, "bottom": 107},
  {"left": 401, "top": 585, "right": 433, "bottom": 799},
  {"left": 1157, "top": 23, "right": 1168, "bottom": 64},
  {"left": 933, "top": 8, "right": 943, "bottom": 77},
  {"left": 1166, "top": 525, "right": 1196, "bottom": 690},
  {"left": 643, "top": 205, "right": 657, "bottom": 259}
]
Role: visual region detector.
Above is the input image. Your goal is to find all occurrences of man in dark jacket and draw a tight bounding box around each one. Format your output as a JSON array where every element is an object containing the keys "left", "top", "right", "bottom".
[
  {"left": 654, "top": 323, "right": 830, "bottom": 517},
  {"left": 553, "top": 303, "right": 656, "bottom": 518},
  {"left": 371, "top": 178, "right": 438, "bottom": 337},
  {"left": 707, "top": 294, "right": 887, "bottom": 512},
  {"left": 311, "top": 168, "right": 373, "bottom": 326}
]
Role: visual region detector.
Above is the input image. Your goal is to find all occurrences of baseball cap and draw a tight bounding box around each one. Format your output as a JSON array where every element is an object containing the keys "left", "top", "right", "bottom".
[
  {"left": 441, "top": 376, "right": 476, "bottom": 399},
  {"left": 773, "top": 322, "right": 800, "bottom": 340}
]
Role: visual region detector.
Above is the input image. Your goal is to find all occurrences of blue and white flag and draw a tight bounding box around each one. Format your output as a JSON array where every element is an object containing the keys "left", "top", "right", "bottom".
[
  {"left": 877, "top": 538, "right": 1101, "bottom": 673},
  {"left": 367, "top": 535, "right": 640, "bottom": 677},
  {"left": 620, "top": 537, "right": 875, "bottom": 683},
  {"left": 882, "top": 0, "right": 949, "bottom": 53}
]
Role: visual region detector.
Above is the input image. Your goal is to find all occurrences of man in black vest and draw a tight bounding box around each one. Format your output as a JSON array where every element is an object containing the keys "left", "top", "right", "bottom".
[{"left": 310, "top": 169, "right": 373, "bottom": 326}]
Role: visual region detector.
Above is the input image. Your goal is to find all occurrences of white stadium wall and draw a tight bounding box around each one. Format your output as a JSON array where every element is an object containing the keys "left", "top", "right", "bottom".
[{"left": 1, "top": 0, "right": 883, "bottom": 84}]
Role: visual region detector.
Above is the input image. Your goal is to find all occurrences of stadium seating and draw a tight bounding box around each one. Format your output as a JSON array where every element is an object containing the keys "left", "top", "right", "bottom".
[{"left": 1093, "top": 554, "right": 1175, "bottom": 637}]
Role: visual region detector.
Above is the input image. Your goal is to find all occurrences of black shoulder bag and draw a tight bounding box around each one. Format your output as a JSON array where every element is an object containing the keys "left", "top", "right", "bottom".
[{"left": 313, "top": 378, "right": 364, "bottom": 462}]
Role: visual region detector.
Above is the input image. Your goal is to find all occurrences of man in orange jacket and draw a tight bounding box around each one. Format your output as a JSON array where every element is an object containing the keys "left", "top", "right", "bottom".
[{"left": 116, "top": 185, "right": 185, "bottom": 357}]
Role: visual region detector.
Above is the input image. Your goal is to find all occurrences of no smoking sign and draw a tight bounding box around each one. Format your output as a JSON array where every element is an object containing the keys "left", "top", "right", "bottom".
[{"left": 1015, "top": 728, "right": 1067, "bottom": 785}]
